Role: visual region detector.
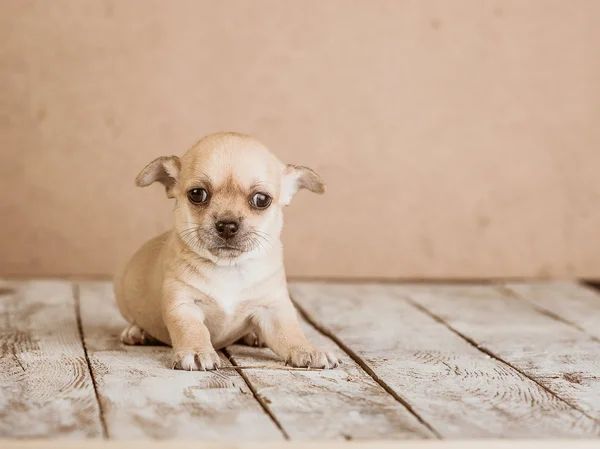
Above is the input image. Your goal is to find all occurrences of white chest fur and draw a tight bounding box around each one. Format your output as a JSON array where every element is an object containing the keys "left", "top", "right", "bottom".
[
  {"left": 188, "top": 256, "right": 275, "bottom": 317},
  {"left": 186, "top": 259, "right": 276, "bottom": 347},
  {"left": 200, "top": 270, "right": 246, "bottom": 316}
]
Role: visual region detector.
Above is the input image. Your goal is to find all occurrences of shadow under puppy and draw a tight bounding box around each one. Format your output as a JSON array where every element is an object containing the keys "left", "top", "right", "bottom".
[{"left": 114, "top": 132, "right": 339, "bottom": 370}]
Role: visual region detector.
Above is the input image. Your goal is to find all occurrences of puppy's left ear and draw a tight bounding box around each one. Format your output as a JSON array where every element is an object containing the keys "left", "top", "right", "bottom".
[
  {"left": 280, "top": 164, "right": 326, "bottom": 206},
  {"left": 135, "top": 156, "right": 181, "bottom": 199}
]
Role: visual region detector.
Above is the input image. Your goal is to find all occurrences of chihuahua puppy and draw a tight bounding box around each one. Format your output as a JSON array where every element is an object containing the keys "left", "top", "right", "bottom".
[{"left": 114, "top": 132, "right": 339, "bottom": 370}]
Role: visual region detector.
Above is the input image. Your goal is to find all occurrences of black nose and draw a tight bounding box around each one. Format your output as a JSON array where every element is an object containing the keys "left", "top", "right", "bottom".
[{"left": 215, "top": 220, "right": 239, "bottom": 240}]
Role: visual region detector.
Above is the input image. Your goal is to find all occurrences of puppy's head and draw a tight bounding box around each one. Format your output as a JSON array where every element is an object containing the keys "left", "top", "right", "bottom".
[{"left": 136, "top": 132, "right": 325, "bottom": 260}]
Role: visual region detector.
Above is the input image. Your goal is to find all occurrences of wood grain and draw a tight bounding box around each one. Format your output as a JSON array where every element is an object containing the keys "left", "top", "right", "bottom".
[
  {"left": 226, "top": 320, "right": 434, "bottom": 440},
  {"left": 3, "top": 439, "right": 600, "bottom": 449},
  {"left": 0, "top": 280, "right": 102, "bottom": 438},
  {"left": 403, "top": 283, "right": 600, "bottom": 424},
  {"left": 290, "top": 282, "right": 600, "bottom": 438},
  {"left": 77, "top": 281, "right": 284, "bottom": 440},
  {"left": 504, "top": 282, "right": 600, "bottom": 340}
]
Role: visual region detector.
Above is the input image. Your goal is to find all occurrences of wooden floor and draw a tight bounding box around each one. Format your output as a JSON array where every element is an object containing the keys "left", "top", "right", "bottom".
[{"left": 2, "top": 279, "right": 600, "bottom": 441}]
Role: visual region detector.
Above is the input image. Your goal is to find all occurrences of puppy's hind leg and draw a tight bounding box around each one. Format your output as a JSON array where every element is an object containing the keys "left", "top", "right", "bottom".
[
  {"left": 237, "top": 331, "right": 267, "bottom": 348},
  {"left": 120, "top": 324, "right": 161, "bottom": 345}
]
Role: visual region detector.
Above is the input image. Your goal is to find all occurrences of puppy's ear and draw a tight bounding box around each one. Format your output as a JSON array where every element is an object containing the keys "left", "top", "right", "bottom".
[
  {"left": 280, "top": 164, "right": 326, "bottom": 206},
  {"left": 135, "top": 156, "right": 181, "bottom": 198}
]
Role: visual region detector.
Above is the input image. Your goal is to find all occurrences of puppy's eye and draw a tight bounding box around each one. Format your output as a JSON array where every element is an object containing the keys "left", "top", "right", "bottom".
[
  {"left": 250, "top": 192, "right": 272, "bottom": 209},
  {"left": 188, "top": 188, "right": 209, "bottom": 204}
]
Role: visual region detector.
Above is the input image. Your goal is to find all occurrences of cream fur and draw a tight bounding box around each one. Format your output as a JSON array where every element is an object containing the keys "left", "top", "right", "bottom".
[{"left": 114, "top": 132, "right": 337, "bottom": 371}]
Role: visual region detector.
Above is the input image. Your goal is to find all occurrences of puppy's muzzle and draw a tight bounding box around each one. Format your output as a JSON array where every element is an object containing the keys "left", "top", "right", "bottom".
[{"left": 215, "top": 220, "right": 239, "bottom": 240}]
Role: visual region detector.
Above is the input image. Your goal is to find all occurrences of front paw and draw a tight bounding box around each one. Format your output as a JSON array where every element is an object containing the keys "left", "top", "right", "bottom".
[
  {"left": 287, "top": 346, "right": 339, "bottom": 369},
  {"left": 172, "top": 348, "right": 221, "bottom": 371}
]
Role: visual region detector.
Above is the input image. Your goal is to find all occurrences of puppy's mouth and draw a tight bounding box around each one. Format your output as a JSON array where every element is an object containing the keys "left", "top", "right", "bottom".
[{"left": 208, "top": 245, "right": 244, "bottom": 257}]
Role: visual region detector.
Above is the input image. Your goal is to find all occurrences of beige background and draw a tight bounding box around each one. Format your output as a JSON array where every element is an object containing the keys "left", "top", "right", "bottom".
[{"left": 1, "top": 0, "right": 599, "bottom": 279}]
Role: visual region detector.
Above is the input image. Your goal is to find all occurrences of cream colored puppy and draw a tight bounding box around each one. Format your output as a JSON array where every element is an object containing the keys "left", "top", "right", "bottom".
[{"left": 114, "top": 132, "right": 339, "bottom": 371}]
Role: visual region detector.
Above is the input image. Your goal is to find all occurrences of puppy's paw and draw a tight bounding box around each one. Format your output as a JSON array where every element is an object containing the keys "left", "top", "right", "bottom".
[
  {"left": 239, "top": 332, "right": 267, "bottom": 348},
  {"left": 172, "top": 349, "right": 221, "bottom": 371},
  {"left": 120, "top": 324, "right": 158, "bottom": 345},
  {"left": 287, "top": 346, "right": 340, "bottom": 369}
]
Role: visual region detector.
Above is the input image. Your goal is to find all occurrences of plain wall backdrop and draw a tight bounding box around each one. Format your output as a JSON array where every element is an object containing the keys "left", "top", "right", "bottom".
[{"left": 1, "top": 0, "right": 599, "bottom": 279}]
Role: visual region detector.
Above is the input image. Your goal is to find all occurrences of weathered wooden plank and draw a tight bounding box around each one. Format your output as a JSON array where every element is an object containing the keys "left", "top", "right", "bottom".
[
  {"left": 403, "top": 283, "right": 600, "bottom": 424},
  {"left": 227, "top": 320, "right": 434, "bottom": 440},
  {"left": 504, "top": 281, "right": 600, "bottom": 340},
  {"left": 5, "top": 440, "right": 600, "bottom": 449},
  {"left": 3, "top": 440, "right": 600, "bottom": 449},
  {"left": 290, "top": 282, "right": 600, "bottom": 438},
  {"left": 77, "top": 281, "right": 283, "bottom": 441},
  {"left": 0, "top": 280, "right": 102, "bottom": 438}
]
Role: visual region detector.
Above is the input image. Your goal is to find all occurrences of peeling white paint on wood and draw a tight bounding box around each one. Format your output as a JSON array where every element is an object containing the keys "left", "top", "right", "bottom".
[
  {"left": 0, "top": 280, "right": 102, "bottom": 438},
  {"left": 404, "top": 283, "right": 600, "bottom": 424},
  {"left": 4, "top": 279, "right": 600, "bottom": 441},
  {"left": 4, "top": 439, "right": 600, "bottom": 449},
  {"left": 77, "top": 281, "right": 283, "bottom": 441},
  {"left": 227, "top": 320, "right": 434, "bottom": 440},
  {"left": 504, "top": 281, "right": 600, "bottom": 340},
  {"left": 290, "top": 282, "right": 600, "bottom": 437}
]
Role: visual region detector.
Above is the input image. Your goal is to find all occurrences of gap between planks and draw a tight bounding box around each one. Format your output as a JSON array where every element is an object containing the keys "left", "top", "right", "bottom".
[
  {"left": 402, "top": 294, "right": 600, "bottom": 426},
  {"left": 500, "top": 283, "right": 600, "bottom": 343},
  {"left": 223, "top": 307, "right": 434, "bottom": 439},
  {"left": 55, "top": 280, "right": 600, "bottom": 438},
  {"left": 76, "top": 280, "right": 432, "bottom": 440},
  {"left": 73, "top": 283, "right": 109, "bottom": 439},
  {"left": 77, "top": 281, "right": 285, "bottom": 440},
  {"left": 291, "top": 282, "right": 600, "bottom": 437},
  {"left": 0, "top": 280, "right": 105, "bottom": 438},
  {"left": 221, "top": 348, "right": 290, "bottom": 440},
  {"left": 397, "top": 282, "right": 600, "bottom": 430},
  {"left": 3, "top": 440, "right": 600, "bottom": 449},
  {"left": 8, "top": 278, "right": 600, "bottom": 440},
  {"left": 291, "top": 296, "right": 442, "bottom": 439}
]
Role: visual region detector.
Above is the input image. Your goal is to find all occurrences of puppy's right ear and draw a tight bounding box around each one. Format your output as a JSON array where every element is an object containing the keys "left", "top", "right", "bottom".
[{"left": 135, "top": 156, "right": 181, "bottom": 198}]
